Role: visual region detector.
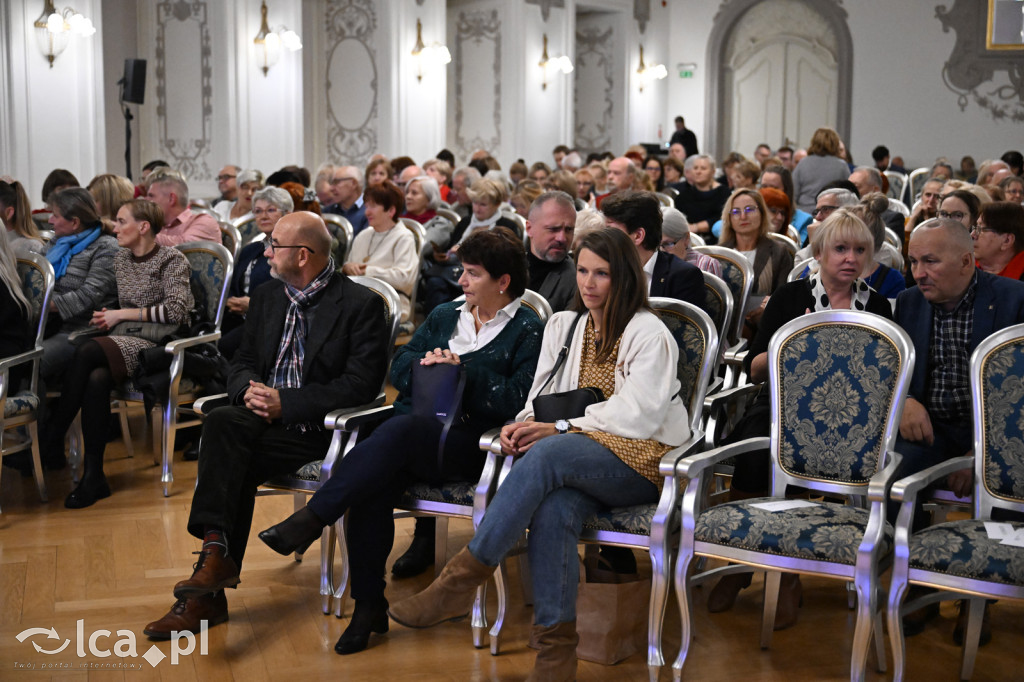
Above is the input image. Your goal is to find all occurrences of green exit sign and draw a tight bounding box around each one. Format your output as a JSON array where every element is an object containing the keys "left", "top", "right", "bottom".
[{"left": 679, "top": 70, "right": 694, "bottom": 78}]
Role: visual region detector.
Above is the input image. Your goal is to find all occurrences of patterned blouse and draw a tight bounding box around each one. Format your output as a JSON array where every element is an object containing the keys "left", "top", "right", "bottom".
[{"left": 579, "top": 317, "right": 672, "bottom": 486}]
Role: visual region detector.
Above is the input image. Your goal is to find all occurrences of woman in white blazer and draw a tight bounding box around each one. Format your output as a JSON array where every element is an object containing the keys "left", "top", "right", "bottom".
[{"left": 388, "top": 227, "right": 688, "bottom": 681}]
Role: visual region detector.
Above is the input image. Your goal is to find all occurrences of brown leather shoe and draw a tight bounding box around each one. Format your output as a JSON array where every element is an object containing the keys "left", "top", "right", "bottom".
[
  {"left": 772, "top": 573, "right": 802, "bottom": 631},
  {"left": 173, "top": 549, "right": 240, "bottom": 599},
  {"left": 707, "top": 570, "right": 753, "bottom": 613},
  {"left": 143, "top": 591, "right": 228, "bottom": 640},
  {"left": 525, "top": 621, "right": 578, "bottom": 682},
  {"left": 388, "top": 547, "right": 495, "bottom": 629}
]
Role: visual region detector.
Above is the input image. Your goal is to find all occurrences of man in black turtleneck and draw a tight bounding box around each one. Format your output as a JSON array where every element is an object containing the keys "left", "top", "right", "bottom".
[{"left": 524, "top": 191, "right": 578, "bottom": 312}]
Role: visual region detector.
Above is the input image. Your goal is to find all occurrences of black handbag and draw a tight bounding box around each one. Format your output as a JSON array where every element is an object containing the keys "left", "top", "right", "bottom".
[
  {"left": 411, "top": 360, "right": 467, "bottom": 470},
  {"left": 532, "top": 313, "right": 605, "bottom": 423}
]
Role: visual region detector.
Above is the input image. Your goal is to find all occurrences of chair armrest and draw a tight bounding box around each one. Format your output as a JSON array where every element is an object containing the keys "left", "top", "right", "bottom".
[
  {"left": 325, "top": 401, "right": 391, "bottom": 431},
  {"left": 702, "top": 382, "right": 761, "bottom": 413},
  {"left": 704, "top": 375, "right": 725, "bottom": 398},
  {"left": 676, "top": 436, "right": 770, "bottom": 480},
  {"left": 193, "top": 393, "right": 229, "bottom": 416},
  {"left": 0, "top": 347, "right": 43, "bottom": 373},
  {"left": 723, "top": 347, "right": 748, "bottom": 366},
  {"left": 659, "top": 431, "right": 705, "bottom": 477},
  {"left": 724, "top": 339, "right": 747, "bottom": 357},
  {"left": 867, "top": 451, "right": 903, "bottom": 503},
  {"left": 164, "top": 332, "right": 222, "bottom": 355},
  {"left": 478, "top": 427, "right": 502, "bottom": 453},
  {"left": 890, "top": 455, "right": 974, "bottom": 504}
]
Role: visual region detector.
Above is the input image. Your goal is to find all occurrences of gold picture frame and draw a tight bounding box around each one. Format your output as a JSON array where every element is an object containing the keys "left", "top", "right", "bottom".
[{"left": 987, "top": 0, "right": 1024, "bottom": 50}]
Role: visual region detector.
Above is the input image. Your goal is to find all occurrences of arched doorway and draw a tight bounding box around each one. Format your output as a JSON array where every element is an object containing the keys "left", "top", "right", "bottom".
[{"left": 704, "top": 0, "right": 852, "bottom": 158}]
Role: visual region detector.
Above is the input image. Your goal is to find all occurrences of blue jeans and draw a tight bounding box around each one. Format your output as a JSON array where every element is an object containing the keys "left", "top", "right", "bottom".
[{"left": 467, "top": 433, "right": 658, "bottom": 626}]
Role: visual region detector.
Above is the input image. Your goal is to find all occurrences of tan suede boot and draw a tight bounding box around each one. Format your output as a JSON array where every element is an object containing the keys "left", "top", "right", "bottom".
[
  {"left": 387, "top": 547, "right": 495, "bottom": 628},
  {"left": 525, "top": 621, "right": 579, "bottom": 682}
]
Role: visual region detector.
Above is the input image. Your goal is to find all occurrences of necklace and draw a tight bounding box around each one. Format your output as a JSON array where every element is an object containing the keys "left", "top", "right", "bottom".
[{"left": 362, "top": 228, "right": 388, "bottom": 263}]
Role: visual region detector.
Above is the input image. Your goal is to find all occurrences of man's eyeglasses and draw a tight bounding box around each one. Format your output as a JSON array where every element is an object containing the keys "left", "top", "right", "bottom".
[
  {"left": 253, "top": 207, "right": 281, "bottom": 217},
  {"left": 729, "top": 206, "right": 759, "bottom": 216},
  {"left": 813, "top": 204, "right": 839, "bottom": 218},
  {"left": 216, "top": 174, "right": 237, "bottom": 182},
  {"left": 938, "top": 210, "right": 967, "bottom": 221},
  {"left": 269, "top": 241, "right": 315, "bottom": 254}
]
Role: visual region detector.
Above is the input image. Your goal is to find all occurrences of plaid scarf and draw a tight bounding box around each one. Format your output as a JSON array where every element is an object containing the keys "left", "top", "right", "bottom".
[{"left": 269, "top": 259, "right": 335, "bottom": 429}]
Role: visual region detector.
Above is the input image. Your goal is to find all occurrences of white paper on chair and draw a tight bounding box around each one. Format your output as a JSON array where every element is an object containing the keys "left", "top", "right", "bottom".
[
  {"left": 750, "top": 499, "right": 818, "bottom": 512},
  {"left": 983, "top": 522, "right": 1015, "bottom": 539},
  {"left": 999, "top": 528, "right": 1024, "bottom": 547}
]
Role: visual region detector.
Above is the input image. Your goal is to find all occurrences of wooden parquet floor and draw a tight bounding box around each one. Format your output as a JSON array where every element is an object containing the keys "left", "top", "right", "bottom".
[{"left": 1, "top": 417, "right": 1021, "bottom": 681}]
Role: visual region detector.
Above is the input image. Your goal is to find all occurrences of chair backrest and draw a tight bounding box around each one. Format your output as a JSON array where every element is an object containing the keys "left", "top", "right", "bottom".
[
  {"left": 500, "top": 210, "right": 527, "bottom": 240},
  {"left": 767, "top": 310, "right": 913, "bottom": 495},
  {"left": 970, "top": 321, "right": 1024, "bottom": 517},
  {"left": 788, "top": 257, "right": 815, "bottom": 282},
  {"left": 766, "top": 231, "right": 797, "bottom": 256},
  {"left": 650, "top": 297, "right": 720, "bottom": 434},
  {"left": 908, "top": 167, "right": 931, "bottom": 203},
  {"left": 436, "top": 208, "right": 462, "bottom": 228},
  {"left": 16, "top": 252, "right": 55, "bottom": 347},
  {"left": 883, "top": 171, "right": 907, "bottom": 202},
  {"left": 699, "top": 270, "right": 733, "bottom": 345},
  {"left": 399, "top": 218, "right": 426, "bottom": 253},
  {"left": 887, "top": 197, "right": 910, "bottom": 217},
  {"left": 322, "top": 213, "right": 355, "bottom": 265},
  {"left": 454, "top": 288, "right": 553, "bottom": 324},
  {"left": 693, "top": 245, "right": 752, "bottom": 345},
  {"left": 190, "top": 204, "right": 218, "bottom": 221},
  {"left": 349, "top": 275, "right": 403, "bottom": 360},
  {"left": 654, "top": 192, "right": 673, "bottom": 207},
  {"left": 662, "top": 186, "right": 679, "bottom": 199},
  {"left": 38, "top": 228, "right": 54, "bottom": 243},
  {"left": 689, "top": 232, "right": 705, "bottom": 247},
  {"left": 785, "top": 224, "right": 801, "bottom": 246},
  {"left": 232, "top": 214, "right": 261, "bottom": 243},
  {"left": 218, "top": 221, "right": 242, "bottom": 260},
  {"left": 175, "top": 240, "right": 234, "bottom": 332},
  {"left": 883, "top": 226, "right": 901, "bottom": 250}
]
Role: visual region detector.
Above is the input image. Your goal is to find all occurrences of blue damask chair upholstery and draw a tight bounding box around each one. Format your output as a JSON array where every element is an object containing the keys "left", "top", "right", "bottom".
[
  {"left": 887, "top": 322, "right": 1024, "bottom": 681},
  {"left": 674, "top": 311, "right": 914, "bottom": 682},
  {"left": 321, "top": 213, "right": 355, "bottom": 265},
  {"left": 218, "top": 221, "right": 242, "bottom": 260},
  {"left": 693, "top": 245, "right": 753, "bottom": 389},
  {"left": 0, "top": 254, "right": 55, "bottom": 512},
  {"left": 231, "top": 214, "right": 261, "bottom": 244}
]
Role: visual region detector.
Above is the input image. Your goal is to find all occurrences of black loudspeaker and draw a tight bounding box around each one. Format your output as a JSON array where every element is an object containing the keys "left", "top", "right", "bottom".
[{"left": 122, "top": 59, "right": 146, "bottom": 104}]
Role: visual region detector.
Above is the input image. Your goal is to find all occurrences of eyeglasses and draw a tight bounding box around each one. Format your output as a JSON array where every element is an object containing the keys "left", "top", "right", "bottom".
[
  {"left": 329, "top": 176, "right": 356, "bottom": 186},
  {"left": 660, "top": 240, "right": 677, "bottom": 251},
  {"left": 813, "top": 204, "right": 838, "bottom": 217},
  {"left": 970, "top": 225, "right": 998, "bottom": 235},
  {"left": 730, "top": 206, "right": 759, "bottom": 216},
  {"left": 938, "top": 210, "right": 967, "bottom": 221},
  {"left": 216, "top": 174, "right": 237, "bottom": 182},
  {"left": 269, "top": 240, "right": 315, "bottom": 254},
  {"left": 252, "top": 207, "right": 281, "bottom": 217}
]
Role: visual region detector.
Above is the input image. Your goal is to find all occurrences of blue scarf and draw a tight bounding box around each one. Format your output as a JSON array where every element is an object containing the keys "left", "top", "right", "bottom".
[{"left": 47, "top": 225, "right": 102, "bottom": 279}]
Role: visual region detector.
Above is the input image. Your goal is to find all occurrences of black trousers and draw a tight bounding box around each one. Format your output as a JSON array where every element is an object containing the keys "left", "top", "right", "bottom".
[
  {"left": 187, "top": 406, "right": 331, "bottom": 567},
  {"left": 306, "top": 413, "right": 486, "bottom": 604}
]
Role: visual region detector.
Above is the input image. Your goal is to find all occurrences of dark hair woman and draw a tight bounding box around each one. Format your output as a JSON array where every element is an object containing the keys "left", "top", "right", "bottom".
[
  {"left": 385, "top": 227, "right": 690, "bottom": 680},
  {"left": 0, "top": 179, "right": 44, "bottom": 254},
  {"left": 973, "top": 201, "right": 1024, "bottom": 280},
  {"left": 258, "top": 227, "right": 544, "bottom": 656},
  {"left": 44, "top": 199, "right": 194, "bottom": 507}
]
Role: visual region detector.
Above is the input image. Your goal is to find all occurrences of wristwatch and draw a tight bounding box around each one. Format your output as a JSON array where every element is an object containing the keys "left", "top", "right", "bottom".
[{"left": 555, "top": 419, "right": 571, "bottom": 434}]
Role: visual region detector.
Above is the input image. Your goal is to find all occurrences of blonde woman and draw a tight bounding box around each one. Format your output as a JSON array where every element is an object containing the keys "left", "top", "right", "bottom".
[{"left": 87, "top": 174, "right": 135, "bottom": 233}]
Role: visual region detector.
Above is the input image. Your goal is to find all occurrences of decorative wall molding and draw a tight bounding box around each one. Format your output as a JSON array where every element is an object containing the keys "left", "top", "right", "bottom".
[
  {"left": 525, "top": 0, "right": 565, "bottom": 23},
  {"left": 452, "top": 9, "right": 501, "bottom": 160},
  {"left": 155, "top": 0, "right": 213, "bottom": 181},
  {"left": 325, "top": 0, "right": 379, "bottom": 164},
  {"left": 704, "top": 0, "right": 852, "bottom": 158},
  {"left": 574, "top": 25, "right": 615, "bottom": 154},
  {"left": 936, "top": 0, "right": 1024, "bottom": 122}
]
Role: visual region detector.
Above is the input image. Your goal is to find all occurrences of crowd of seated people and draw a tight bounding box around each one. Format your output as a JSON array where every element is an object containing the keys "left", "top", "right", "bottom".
[{"left": 3, "top": 134, "right": 1023, "bottom": 680}]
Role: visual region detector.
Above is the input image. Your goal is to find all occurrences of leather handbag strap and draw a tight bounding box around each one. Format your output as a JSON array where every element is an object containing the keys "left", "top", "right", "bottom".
[
  {"left": 536, "top": 312, "right": 586, "bottom": 398},
  {"left": 436, "top": 367, "right": 467, "bottom": 472}
]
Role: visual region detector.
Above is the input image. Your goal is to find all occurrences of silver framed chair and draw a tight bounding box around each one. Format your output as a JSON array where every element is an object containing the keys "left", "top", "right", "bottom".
[
  {"left": 0, "top": 254, "right": 56, "bottom": 512},
  {"left": 787, "top": 257, "right": 815, "bottom": 282},
  {"left": 436, "top": 208, "right": 462, "bottom": 229},
  {"left": 231, "top": 214, "right": 260, "bottom": 244},
  {"left": 499, "top": 210, "right": 527, "bottom": 241},
  {"left": 321, "top": 213, "right": 355, "bottom": 265},
  {"left": 766, "top": 232, "right": 797, "bottom": 257},
  {"left": 654, "top": 192, "right": 674, "bottom": 207},
  {"left": 693, "top": 245, "right": 753, "bottom": 389},
  {"left": 399, "top": 218, "right": 427, "bottom": 317},
  {"left": 907, "top": 167, "right": 931, "bottom": 204},
  {"left": 674, "top": 311, "right": 914, "bottom": 682},
  {"left": 689, "top": 232, "right": 705, "bottom": 248},
  {"left": 785, "top": 224, "right": 801, "bottom": 246},
  {"left": 887, "top": 322, "right": 1024, "bottom": 682},
  {"left": 884, "top": 171, "right": 907, "bottom": 204},
  {"left": 218, "top": 221, "right": 242, "bottom": 261}
]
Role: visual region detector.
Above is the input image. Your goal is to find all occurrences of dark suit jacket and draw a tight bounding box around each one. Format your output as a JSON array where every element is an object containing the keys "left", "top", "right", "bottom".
[
  {"left": 229, "top": 273, "right": 389, "bottom": 425},
  {"left": 650, "top": 250, "right": 706, "bottom": 312},
  {"left": 895, "top": 270, "right": 1024, "bottom": 404}
]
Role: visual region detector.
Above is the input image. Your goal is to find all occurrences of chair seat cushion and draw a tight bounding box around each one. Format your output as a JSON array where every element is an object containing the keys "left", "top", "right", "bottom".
[
  {"left": 4, "top": 391, "right": 39, "bottom": 418},
  {"left": 401, "top": 480, "right": 475, "bottom": 506},
  {"left": 696, "top": 498, "right": 892, "bottom": 564},
  {"left": 291, "top": 460, "right": 323, "bottom": 482},
  {"left": 583, "top": 503, "right": 655, "bottom": 535},
  {"left": 909, "top": 520, "right": 1024, "bottom": 586}
]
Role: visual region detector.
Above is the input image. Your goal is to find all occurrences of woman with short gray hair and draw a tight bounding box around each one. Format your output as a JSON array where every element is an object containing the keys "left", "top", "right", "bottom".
[{"left": 215, "top": 169, "right": 264, "bottom": 222}]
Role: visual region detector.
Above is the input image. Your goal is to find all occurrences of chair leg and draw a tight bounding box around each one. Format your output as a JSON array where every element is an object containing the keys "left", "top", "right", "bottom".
[
  {"left": 27, "top": 422, "right": 48, "bottom": 503},
  {"left": 115, "top": 400, "right": 134, "bottom": 458},
  {"left": 332, "top": 516, "right": 350, "bottom": 619},
  {"left": 433, "top": 516, "right": 450, "bottom": 578},
  {"left": 292, "top": 493, "right": 306, "bottom": 563},
  {"left": 760, "top": 570, "right": 781, "bottom": 649},
  {"left": 646, "top": 540, "right": 672, "bottom": 679},
  {"left": 671, "top": 548, "right": 696, "bottom": 682},
  {"left": 851, "top": 574, "right": 881, "bottom": 681},
  {"left": 872, "top": 610, "right": 887, "bottom": 674},
  {"left": 959, "top": 598, "right": 985, "bottom": 681},
  {"left": 887, "top": 576, "right": 909, "bottom": 682},
  {"left": 471, "top": 583, "right": 488, "bottom": 649},
  {"left": 488, "top": 561, "right": 507, "bottom": 655},
  {"left": 320, "top": 523, "right": 335, "bottom": 615},
  {"left": 69, "top": 414, "right": 83, "bottom": 483},
  {"left": 154, "top": 403, "right": 173, "bottom": 497}
]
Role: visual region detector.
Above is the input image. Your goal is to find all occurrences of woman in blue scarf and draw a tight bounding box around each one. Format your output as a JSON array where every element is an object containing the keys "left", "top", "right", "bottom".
[{"left": 39, "top": 188, "right": 118, "bottom": 467}]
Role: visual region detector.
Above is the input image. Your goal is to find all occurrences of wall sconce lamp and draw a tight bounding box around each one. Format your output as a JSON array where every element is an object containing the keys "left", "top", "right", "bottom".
[
  {"left": 253, "top": 1, "right": 302, "bottom": 77},
  {"left": 411, "top": 19, "right": 451, "bottom": 82},
  {"left": 636, "top": 44, "right": 667, "bottom": 92},
  {"left": 33, "top": 0, "right": 95, "bottom": 68},
  {"left": 539, "top": 34, "right": 573, "bottom": 91}
]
